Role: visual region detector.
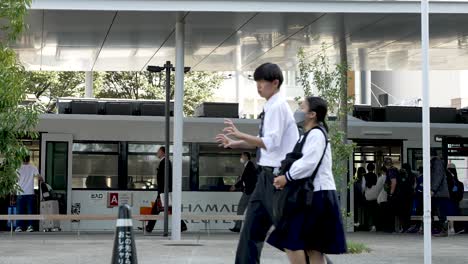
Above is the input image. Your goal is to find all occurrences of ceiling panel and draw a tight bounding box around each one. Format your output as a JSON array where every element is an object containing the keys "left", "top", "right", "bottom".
[
  {"left": 11, "top": 10, "right": 468, "bottom": 71},
  {"left": 93, "top": 11, "right": 178, "bottom": 71},
  {"left": 38, "top": 10, "right": 116, "bottom": 70},
  {"left": 244, "top": 13, "right": 387, "bottom": 71},
  {"left": 184, "top": 12, "right": 256, "bottom": 68},
  {"left": 194, "top": 12, "right": 324, "bottom": 71}
]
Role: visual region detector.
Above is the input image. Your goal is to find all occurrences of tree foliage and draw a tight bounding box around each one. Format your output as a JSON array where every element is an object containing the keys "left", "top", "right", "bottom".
[
  {"left": 25, "top": 71, "right": 85, "bottom": 112},
  {"left": 296, "top": 46, "right": 354, "bottom": 191},
  {"left": 0, "top": 0, "right": 41, "bottom": 197}
]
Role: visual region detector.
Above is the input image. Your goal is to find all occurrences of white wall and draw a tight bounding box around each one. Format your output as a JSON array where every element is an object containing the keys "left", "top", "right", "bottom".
[{"left": 371, "top": 71, "right": 462, "bottom": 107}]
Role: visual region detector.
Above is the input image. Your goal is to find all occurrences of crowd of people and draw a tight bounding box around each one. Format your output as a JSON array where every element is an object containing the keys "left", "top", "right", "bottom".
[{"left": 354, "top": 157, "right": 465, "bottom": 237}]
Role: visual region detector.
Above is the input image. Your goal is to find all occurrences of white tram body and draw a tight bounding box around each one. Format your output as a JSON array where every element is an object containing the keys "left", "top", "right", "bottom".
[{"left": 36, "top": 113, "right": 468, "bottom": 231}]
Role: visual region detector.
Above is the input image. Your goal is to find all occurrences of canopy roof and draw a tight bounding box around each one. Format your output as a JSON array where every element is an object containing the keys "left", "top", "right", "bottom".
[{"left": 9, "top": 1, "right": 468, "bottom": 71}]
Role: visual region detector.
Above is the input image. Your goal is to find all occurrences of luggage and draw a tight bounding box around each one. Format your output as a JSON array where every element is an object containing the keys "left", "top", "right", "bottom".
[
  {"left": 40, "top": 200, "right": 61, "bottom": 232},
  {"left": 39, "top": 183, "right": 61, "bottom": 232},
  {"left": 7, "top": 206, "right": 17, "bottom": 229},
  {"left": 40, "top": 182, "right": 55, "bottom": 201}
]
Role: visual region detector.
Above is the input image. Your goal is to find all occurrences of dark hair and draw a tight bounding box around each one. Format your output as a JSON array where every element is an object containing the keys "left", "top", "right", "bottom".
[
  {"left": 159, "top": 146, "right": 166, "bottom": 154},
  {"left": 306, "top": 96, "right": 329, "bottom": 132},
  {"left": 381, "top": 166, "right": 388, "bottom": 174},
  {"left": 402, "top": 163, "right": 412, "bottom": 174},
  {"left": 253, "top": 63, "right": 284, "bottom": 89},
  {"left": 384, "top": 157, "right": 393, "bottom": 167},
  {"left": 367, "top": 163, "right": 375, "bottom": 172},
  {"left": 357, "top": 167, "right": 366, "bottom": 179},
  {"left": 23, "top": 155, "right": 31, "bottom": 163},
  {"left": 365, "top": 172, "right": 377, "bottom": 188},
  {"left": 242, "top": 152, "right": 251, "bottom": 160}
]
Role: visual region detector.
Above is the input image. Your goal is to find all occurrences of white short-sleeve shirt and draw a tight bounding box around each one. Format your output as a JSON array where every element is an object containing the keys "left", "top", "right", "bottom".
[
  {"left": 258, "top": 92, "right": 299, "bottom": 168},
  {"left": 17, "top": 164, "right": 39, "bottom": 195}
]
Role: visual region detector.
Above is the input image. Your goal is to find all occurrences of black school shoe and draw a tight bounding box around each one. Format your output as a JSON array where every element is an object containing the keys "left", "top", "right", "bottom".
[{"left": 229, "top": 228, "right": 241, "bottom": 233}]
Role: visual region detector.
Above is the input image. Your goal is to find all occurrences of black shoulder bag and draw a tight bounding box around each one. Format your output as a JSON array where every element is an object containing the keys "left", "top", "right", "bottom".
[{"left": 272, "top": 126, "right": 329, "bottom": 227}]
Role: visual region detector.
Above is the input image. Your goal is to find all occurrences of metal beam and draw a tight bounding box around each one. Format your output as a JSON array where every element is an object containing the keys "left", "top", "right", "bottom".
[
  {"left": 171, "top": 13, "right": 185, "bottom": 241},
  {"left": 30, "top": 0, "right": 468, "bottom": 14}
]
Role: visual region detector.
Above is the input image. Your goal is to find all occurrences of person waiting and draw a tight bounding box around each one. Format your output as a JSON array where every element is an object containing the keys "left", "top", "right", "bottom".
[
  {"left": 229, "top": 152, "right": 257, "bottom": 233},
  {"left": 364, "top": 163, "right": 378, "bottom": 232},
  {"left": 16, "top": 155, "right": 42, "bottom": 232}
]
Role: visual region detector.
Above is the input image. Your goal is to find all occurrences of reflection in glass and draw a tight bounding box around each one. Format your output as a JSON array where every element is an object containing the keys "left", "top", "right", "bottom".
[
  {"left": 127, "top": 154, "right": 190, "bottom": 191},
  {"left": 72, "top": 154, "right": 118, "bottom": 189},
  {"left": 128, "top": 143, "right": 189, "bottom": 154},
  {"left": 73, "top": 143, "right": 118, "bottom": 152},
  {"left": 199, "top": 155, "right": 244, "bottom": 191}
]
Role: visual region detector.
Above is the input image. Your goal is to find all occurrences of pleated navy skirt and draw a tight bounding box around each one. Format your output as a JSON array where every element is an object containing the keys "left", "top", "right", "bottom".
[{"left": 267, "top": 190, "right": 347, "bottom": 254}]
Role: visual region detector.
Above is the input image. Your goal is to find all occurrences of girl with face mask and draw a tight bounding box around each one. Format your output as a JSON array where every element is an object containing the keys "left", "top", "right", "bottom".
[{"left": 269, "top": 97, "right": 347, "bottom": 264}]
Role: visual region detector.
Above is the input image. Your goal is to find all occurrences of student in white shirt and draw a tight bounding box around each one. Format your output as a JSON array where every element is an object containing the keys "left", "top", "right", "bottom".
[
  {"left": 16, "top": 155, "right": 42, "bottom": 232},
  {"left": 216, "top": 63, "right": 299, "bottom": 264},
  {"left": 269, "top": 97, "right": 347, "bottom": 264}
]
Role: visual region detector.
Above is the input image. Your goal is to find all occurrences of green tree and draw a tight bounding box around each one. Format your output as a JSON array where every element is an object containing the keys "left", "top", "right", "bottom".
[
  {"left": 96, "top": 71, "right": 151, "bottom": 100},
  {"left": 0, "top": 0, "right": 41, "bottom": 196},
  {"left": 25, "top": 71, "right": 85, "bottom": 112},
  {"left": 297, "top": 46, "right": 354, "bottom": 191},
  {"left": 96, "top": 71, "right": 222, "bottom": 116}
]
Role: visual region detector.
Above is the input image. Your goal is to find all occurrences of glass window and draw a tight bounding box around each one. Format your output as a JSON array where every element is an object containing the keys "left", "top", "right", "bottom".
[
  {"left": 198, "top": 155, "right": 245, "bottom": 191},
  {"left": 127, "top": 143, "right": 190, "bottom": 191},
  {"left": 72, "top": 142, "right": 119, "bottom": 189},
  {"left": 128, "top": 143, "right": 189, "bottom": 154},
  {"left": 73, "top": 143, "right": 118, "bottom": 152},
  {"left": 198, "top": 144, "right": 254, "bottom": 191}
]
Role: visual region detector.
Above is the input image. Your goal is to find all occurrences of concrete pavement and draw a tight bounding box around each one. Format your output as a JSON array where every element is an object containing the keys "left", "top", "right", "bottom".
[{"left": 0, "top": 231, "right": 466, "bottom": 263}]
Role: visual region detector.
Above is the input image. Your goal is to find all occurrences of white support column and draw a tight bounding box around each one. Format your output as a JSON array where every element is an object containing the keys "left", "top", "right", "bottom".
[
  {"left": 235, "top": 35, "right": 243, "bottom": 116},
  {"left": 421, "top": 1, "right": 432, "bottom": 264},
  {"left": 85, "top": 71, "right": 93, "bottom": 98},
  {"left": 172, "top": 14, "right": 185, "bottom": 241},
  {"left": 358, "top": 48, "right": 371, "bottom": 105}
]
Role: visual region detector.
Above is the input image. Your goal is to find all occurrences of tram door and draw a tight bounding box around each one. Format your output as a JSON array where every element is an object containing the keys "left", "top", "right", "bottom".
[
  {"left": 40, "top": 134, "right": 73, "bottom": 219},
  {"left": 352, "top": 139, "right": 403, "bottom": 230}
]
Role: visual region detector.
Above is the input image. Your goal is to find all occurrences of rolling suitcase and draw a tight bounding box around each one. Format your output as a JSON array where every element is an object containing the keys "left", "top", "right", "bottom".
[
  {"left": 39, "top": 183, "right": 61, "bottom": 232},
  {"left": 40, "top": 200, "right": 61, "bottom": 232}
]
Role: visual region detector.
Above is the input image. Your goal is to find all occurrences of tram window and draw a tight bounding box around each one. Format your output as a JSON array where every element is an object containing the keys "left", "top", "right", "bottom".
[
  {"left": 198, "top": 155, "right": 244, "bottom": 191},
  {"left": 128, "top": 143, "right": 190, "bottom": 154},
  {"left": 73, "top": 143, "right": 118, "bottom": 152},
  {"left": 72, "top": 142, "right": 119, "bottom": 189},
  {"left": 127, "top": 143, "right": 190, "bottom": 190},
  {"left": 127, "top": 155, "right": 190, "bottom": 191}
]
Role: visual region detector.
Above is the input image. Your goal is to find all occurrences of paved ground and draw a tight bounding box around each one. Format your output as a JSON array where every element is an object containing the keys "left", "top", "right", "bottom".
[{"left": 0, "top": 231, "right": 466, "bottom": 263}]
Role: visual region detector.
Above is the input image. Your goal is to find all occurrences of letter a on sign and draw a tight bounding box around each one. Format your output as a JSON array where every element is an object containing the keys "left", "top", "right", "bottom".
[{"left": 108, "top": 193, "right": 119, "bottom": 208}]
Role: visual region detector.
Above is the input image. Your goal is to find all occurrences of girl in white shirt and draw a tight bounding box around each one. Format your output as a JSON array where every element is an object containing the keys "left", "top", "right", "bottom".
[{"left": 269, "top": 97, "right": 347, "bottom": 264}]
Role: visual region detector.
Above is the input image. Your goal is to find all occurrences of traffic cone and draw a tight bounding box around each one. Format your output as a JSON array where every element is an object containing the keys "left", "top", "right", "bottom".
[{"left": 111, "top": 204, "right": 138, "bottom": 264}]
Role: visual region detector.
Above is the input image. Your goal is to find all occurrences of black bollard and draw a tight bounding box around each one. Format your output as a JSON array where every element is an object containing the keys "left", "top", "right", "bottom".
[{"left": 111, "top": 204, "right": 138, "bottom": 264}]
